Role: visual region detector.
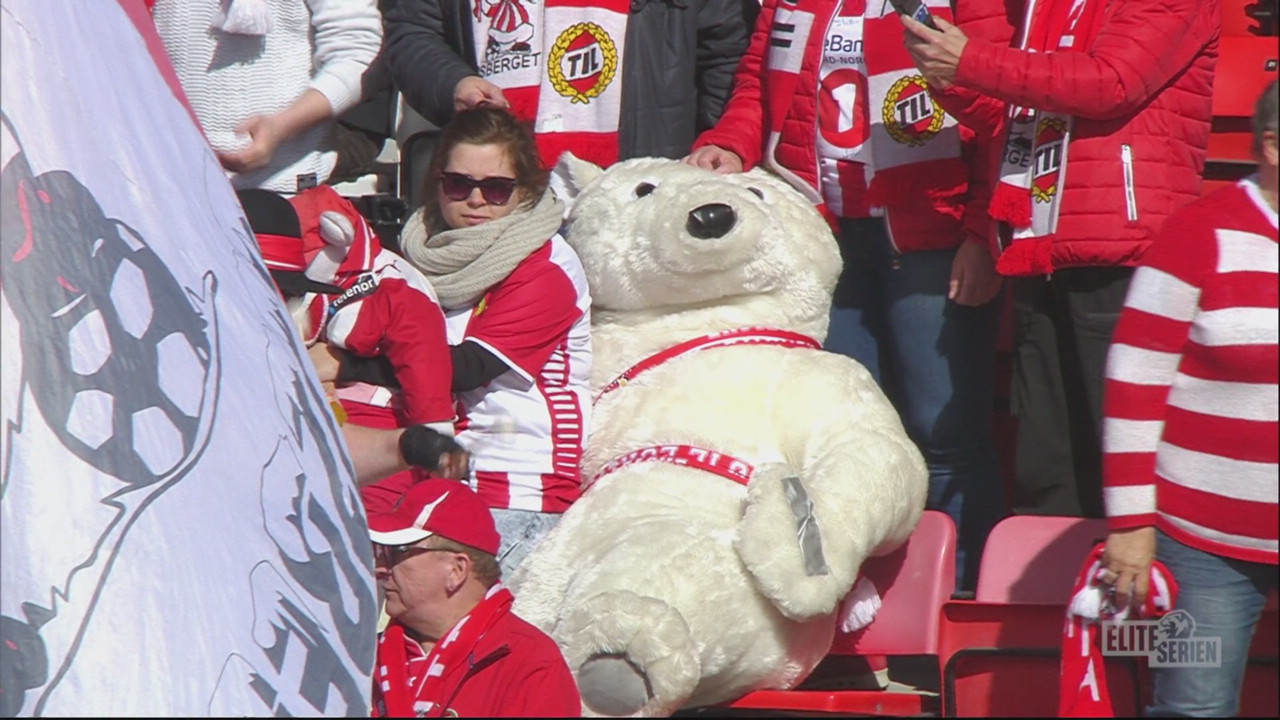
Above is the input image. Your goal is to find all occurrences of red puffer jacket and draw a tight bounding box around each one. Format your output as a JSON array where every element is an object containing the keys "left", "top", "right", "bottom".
[
  {"left": 936, "top": 0, "right": 1219, "bottom": 276},
  {"left": 693, "top": 0, "right": 991, "bottom": 253}
]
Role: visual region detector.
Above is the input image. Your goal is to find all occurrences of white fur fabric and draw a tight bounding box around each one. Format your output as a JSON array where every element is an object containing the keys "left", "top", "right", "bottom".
[{"left": 510, "top": 156, "right": 928, "bottom": 717}]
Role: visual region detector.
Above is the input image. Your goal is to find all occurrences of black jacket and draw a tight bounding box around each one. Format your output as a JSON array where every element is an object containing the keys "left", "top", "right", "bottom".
[{"left": 382, "top": 0, "right": 758, "bottom": 160}]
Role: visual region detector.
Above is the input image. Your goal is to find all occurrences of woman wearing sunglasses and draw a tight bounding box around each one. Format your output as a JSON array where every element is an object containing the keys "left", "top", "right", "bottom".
[{"left": 399, "top": 107, "right": 592, "bottom": 577}]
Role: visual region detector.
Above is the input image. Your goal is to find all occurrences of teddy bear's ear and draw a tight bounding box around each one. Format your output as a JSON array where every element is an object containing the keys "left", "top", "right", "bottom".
[{"left": 549, "top": 151, "right": 603, "bottom": 210}]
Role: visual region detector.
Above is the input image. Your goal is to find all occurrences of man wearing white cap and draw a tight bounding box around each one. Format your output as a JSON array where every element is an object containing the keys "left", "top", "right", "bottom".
[{"left": 369, "top": 479, "right": 580, "bottom": 717}]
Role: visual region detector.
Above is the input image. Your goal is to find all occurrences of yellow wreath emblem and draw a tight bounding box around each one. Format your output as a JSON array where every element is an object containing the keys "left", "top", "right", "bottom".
[
  {"left": 1038, "top": 116, "right": 1069, "bottom": 135},
  {"left": 547, "top": 23, "right": 618, "bottom": 104},
  {"left": 1031, "top": 184, "right": 1058, "bottom": 203},
  {"left": 881, "top": 75, "right": 946, "bottom": 146}
]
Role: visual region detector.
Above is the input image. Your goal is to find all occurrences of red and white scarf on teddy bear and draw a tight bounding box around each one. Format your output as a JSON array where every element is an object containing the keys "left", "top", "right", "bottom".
[
  {"left": 989, "top": 0, "right": 1107, "bottom": 246},
  {"left": 1059, "top": 543, "right": 1177, "bottom": 717},
  {"left": 471, "top": 0, "right": 628, "bottom": 168}
]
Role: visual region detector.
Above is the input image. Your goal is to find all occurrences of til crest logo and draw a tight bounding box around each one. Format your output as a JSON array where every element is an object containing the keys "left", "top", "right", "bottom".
[
  {"left": 1102, "top": 609, "right": 1221, "bottom": 667},
  {"left": 548, "top": 23, "right": 617, "bottom": 104},
  {"left": 881, "top": 74, "right": 945, "bottom": 146},
  {"left": 1030, "top": 116, "right": 1067, "bottom": 203}
]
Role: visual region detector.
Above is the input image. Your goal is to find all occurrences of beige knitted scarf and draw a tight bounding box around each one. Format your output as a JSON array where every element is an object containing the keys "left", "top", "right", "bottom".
[{"left": 400, "top": 191, "right": 564, "bottom": 309}]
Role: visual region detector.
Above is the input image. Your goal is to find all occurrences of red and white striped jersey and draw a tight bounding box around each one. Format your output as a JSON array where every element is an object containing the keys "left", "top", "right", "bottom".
[
  {"left": 445, "top": 237, "right": 592, "bottom": 513},
  {"left": 1103, "top": 177, "right": 1278, "bottom": 565}
]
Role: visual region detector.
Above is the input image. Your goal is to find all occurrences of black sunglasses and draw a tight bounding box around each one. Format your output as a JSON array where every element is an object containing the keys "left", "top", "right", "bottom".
[
  {"left": 439, "top": 172, "right": 518, "bottom": 206},
  {"left": 376, "top": 543, "right": 455, "bottom": 568}
]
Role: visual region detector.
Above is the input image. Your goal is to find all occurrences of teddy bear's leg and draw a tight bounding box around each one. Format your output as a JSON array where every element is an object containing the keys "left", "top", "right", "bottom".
[
  {"left": 735, "top": 440, "right": 923, "bottom": 621},
  {"left": 555, "top": 590, "right": 701, "bottom": 717}
]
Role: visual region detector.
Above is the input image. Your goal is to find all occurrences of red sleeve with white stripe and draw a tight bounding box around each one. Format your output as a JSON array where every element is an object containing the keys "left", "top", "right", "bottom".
[
  {"left": 465, "top": 250, "right": 582, "bottom": 382},
  {"left": 328, "top": 277, "right": 455, "bottom": 426},
  {"left": 1101, "top": 220, "right": 1212, "bottom": 530}
]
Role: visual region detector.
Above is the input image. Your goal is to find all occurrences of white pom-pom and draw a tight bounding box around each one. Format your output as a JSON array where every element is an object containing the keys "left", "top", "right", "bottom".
[
  {"left": 838, "top": 576, "right": 882, "bottom": 633},
  {"left": 305, "top": 212, "right": 359, "bottom": 284},
  {"left": 211, "top": 0, "right": 272, "bottom": 36},
  {"left": 318, "top": 211, "right": 357, "bottom": 248},
  {"left": 1068, "top": 584, "right": 1105, "bottom": 621}
]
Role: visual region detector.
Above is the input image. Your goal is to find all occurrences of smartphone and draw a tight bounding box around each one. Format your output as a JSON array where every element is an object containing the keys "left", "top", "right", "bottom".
[{"left": 888, "top": 0, "right": 941, "bottom": 31}]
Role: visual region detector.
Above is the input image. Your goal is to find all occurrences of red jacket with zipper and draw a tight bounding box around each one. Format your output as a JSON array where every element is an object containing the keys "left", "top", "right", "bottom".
[
  {"left": 692, "top": 0, "right": 991, "bottom": 253},
  {"left": 373, "top": 613, "right": 581, "bottom": 717},
  {"left": 935, "top": 0, "right": 1219, "bottom": 276}
]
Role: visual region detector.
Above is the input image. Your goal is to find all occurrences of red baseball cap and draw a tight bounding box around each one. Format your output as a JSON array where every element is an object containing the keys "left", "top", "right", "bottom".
[{"left": 367, "top": 480, "right": 500, "bottom": 556}]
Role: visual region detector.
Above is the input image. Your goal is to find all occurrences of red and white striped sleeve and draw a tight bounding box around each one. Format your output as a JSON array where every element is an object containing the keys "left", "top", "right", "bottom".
[{"left": 1101, "top": 220, "right": 1212, "bottom": 530}]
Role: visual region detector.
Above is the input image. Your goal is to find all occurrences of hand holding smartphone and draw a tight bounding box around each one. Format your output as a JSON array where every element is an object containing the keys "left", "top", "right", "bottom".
[{"left": 888, "top": 0, "right": 941, "bottom": 31}]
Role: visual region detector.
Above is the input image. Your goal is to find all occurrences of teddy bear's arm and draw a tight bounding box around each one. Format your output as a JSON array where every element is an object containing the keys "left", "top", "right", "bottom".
[{"left": 732, "top": 370, "right": 928, "bottom": 621}]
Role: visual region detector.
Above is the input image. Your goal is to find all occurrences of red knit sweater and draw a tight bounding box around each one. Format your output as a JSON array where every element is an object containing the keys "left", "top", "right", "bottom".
[{"left": 1102, "top": 178, "right": 1278, "bottom": 566}]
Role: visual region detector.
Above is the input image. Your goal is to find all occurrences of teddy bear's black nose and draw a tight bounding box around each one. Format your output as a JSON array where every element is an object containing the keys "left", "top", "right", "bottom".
[{"left": 686, "top": 203, "right": 736, "bottom": 239}]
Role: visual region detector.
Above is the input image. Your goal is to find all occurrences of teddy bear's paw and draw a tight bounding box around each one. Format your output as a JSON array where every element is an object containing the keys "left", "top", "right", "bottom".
[
  {"left": 579, "top": 654, "right": 652, "bottom": 717},
  {"left": 838, "top": 576, "right": 882, "bottom": 633},
  {"left": 557, "top": 591, "right": 701, "bottom": 717},
  {"left": 736, "top": 465, "right": 852, "bottom": 621}
]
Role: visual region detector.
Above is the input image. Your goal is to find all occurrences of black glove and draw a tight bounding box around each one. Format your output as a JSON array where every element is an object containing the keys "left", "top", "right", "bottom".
[{"left": 398, "top": 425, "right": 463, "bottom": 471}]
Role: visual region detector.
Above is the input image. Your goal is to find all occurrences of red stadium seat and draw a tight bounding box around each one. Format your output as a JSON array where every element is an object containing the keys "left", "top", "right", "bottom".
[
  {"left": 946, "top": 517, "right": 1277, "bottom": 717},
  {"left": 974, "top": 515, "right": 1108, "bottom": 604},
  {"left": 1204, "top": 0, "right": 1277, "bottom": 188},
  {"left": 937, "top": 601, "right": 1142, "bottom": 717},
  {"left": 939, "top": 516, "right": 1140, "bottom": 717},
  {"left": 722, "top": 510, "right": 957, "bottom": 716},
  {"left": 1207, "top": 35, "right": 1274, "bottom": 168},
  {"left": 1222, "top": 0, "right": 1279, "bottom": 38}
]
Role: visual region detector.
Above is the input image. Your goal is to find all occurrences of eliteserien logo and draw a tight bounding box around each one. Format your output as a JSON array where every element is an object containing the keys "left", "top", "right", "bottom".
[{"left": 1101, "top": 609, "right": 1221, "bottom": 667}]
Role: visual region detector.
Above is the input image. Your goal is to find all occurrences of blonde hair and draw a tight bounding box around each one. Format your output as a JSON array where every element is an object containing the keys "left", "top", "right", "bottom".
[{"left": 423, "top": 535, "right": 502, "bottom": 587}]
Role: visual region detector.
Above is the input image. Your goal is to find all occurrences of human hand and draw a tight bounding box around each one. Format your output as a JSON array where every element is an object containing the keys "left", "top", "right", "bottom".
[
  {"left": 682, "top": 145, "right": 744, "bottom": 174},
  {"left": 1101, "top": 526, "right": 1157, "bottom": 613},
  {"left": 217, "top": 114, "right": 287, "bottom": 172},
  {"left": 948, "top": 241, "right": 1002, "bottom": 306},
  {"left": 307, "top": 342, "right": 343, "bottom": 384},
  {"left": 900, "top": 15, "right": 968, "bottom": 91},
  {"left": 454, "top": 76, "right": 509, "bottom": 113}
]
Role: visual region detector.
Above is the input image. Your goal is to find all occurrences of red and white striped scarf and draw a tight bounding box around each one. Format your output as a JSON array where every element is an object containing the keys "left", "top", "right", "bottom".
[
  {"left": 1059, "top": 543, "right": 1177, "bottom": 718},
  {"left": 472, "top": 0, "right": 629, "bottom": 168},
  {"left": 990, "top": 0, "right": 1106, "bottom": 250},
  {"left": 822, "top": 0, "right": 967, "bottom": 219},
  {"left": 372, "top": 585, "right": 515, "bottom": 718}
]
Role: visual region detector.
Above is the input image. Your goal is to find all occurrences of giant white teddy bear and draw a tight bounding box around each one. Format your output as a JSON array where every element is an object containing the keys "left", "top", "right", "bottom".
[{"left": 508, "top": 156, "right": 928, "bottom": 717}]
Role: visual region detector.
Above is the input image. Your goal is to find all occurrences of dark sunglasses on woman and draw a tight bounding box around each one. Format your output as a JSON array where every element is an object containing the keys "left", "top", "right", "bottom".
[{"left": 439, "top": 171, "right": 518, "bottom": 205}]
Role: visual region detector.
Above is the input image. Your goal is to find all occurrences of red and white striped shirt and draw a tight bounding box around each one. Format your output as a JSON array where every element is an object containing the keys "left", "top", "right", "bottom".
[
  {"left": 445, "top": 237, "right": 591, "bottom": 513},
  {"left": 1103, "top": 177, "right": 1278, "bottom": 565}
]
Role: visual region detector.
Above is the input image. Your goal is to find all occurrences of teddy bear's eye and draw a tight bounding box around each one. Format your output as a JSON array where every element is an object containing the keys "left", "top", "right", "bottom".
[
  {"left": 748, "top": 187, "right": 765, "bottom": 200},
  {"left": 634, "top": 182, "right": 656, "bottom": 198}
]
